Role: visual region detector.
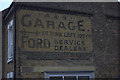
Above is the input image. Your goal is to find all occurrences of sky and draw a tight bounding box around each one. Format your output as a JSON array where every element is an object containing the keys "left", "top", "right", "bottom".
[
  {"left": 0, "top": 0, "right": 120, "bottom": 11},
  {"left": 0, "top": 0, "right": 13, "bottom": 11}
]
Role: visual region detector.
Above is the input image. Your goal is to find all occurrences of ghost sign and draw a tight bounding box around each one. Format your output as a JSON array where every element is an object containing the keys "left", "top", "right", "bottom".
[{"left": 17, "top": 9, "right": 93, "bottom": 53}]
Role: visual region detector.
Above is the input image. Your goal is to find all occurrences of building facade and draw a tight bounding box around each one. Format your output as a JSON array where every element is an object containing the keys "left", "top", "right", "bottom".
[
  {"left": 2, "top": 2, "right": 120, "bottom": 79},
  {"left": 0, "top": 11, "right": 2, "bottom": 80}
]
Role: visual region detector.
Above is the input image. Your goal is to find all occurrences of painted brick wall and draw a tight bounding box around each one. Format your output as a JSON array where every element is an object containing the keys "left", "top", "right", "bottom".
[
  {"left": 0, "top": 11, "right": 2, "bottom": 80},
  {"left": 2, "top": 2, "right": 119, "bottom": 78},
  {"left": 16, "top": 3, "right": 119, "bottom": 78},
  {"left": 2, "top": 15, "right": 14, "bottom": 78}
]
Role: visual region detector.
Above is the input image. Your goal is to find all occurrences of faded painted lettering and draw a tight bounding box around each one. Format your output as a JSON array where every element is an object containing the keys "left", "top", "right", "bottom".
[{"left": 18, "top": 9, "right": 93, "bottom": 53}]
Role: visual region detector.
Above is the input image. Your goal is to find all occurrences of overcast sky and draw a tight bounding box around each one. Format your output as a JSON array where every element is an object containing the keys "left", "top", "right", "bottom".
[{"left": 0, "top": 0, "right": 12, "bottom": 11}]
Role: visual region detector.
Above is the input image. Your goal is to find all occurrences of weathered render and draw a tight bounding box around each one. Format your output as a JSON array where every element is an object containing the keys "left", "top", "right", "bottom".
[{"left": 2, "top": 2, "right": 120, "bottom": 79}]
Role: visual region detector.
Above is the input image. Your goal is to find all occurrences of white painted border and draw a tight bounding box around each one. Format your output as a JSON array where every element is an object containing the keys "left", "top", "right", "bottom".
[
  {"left": 45, "top": 71, "right": 95, "bottom": 80},
  {"left": 7, "top": 72, "right": 13, "bottom": 78},
  {"left": 7, "top": 19, "right": 13, "bottom": 63}
]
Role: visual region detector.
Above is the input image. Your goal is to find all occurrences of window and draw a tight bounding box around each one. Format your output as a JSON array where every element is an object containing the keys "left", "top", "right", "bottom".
[
  {"left": 7, "top": 72, "right": 13, "bottom": 78},
  {"left": 7, "top": 20, "right": 13, "bottom": 63},
  {"left": 45, "top": 71, "right": 94, "bottom": 80}
]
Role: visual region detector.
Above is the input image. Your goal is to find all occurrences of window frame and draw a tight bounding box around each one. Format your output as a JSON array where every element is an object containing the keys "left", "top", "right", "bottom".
[
  {"left": 45, "top": 71, "right": 95, "bottom": 80},
  {"left": 7, "top": 72, "right": 13, "bottom": 79},
  {"left": 7, "top": 20, "right": 14, "bottom": 63}
]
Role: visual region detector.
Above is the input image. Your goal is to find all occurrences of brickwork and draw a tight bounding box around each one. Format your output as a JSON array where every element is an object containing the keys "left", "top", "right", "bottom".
[
  {"left": 2, "top": 2, "right": 119, "bottom": 79},
  {"left": 0, "top": 11, "right": 2, "bottom": 80},
  {"left": 2, "top": 16, "right": 14, "bottom": 78}
]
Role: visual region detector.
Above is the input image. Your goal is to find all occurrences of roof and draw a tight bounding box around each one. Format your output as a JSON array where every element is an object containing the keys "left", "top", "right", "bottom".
[{"left": 2, "top": 2, "right": 120, "bottom": 20}]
